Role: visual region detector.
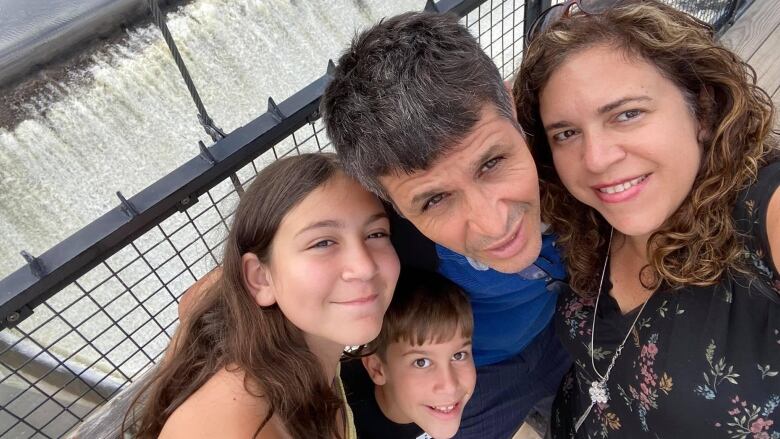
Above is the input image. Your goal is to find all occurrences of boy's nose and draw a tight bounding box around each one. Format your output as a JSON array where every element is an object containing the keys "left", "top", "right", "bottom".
[{"left": 433, "top": 364, "right": 459, "bottom": 395}]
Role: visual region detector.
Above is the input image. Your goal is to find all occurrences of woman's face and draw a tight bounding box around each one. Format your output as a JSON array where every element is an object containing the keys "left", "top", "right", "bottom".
[
  {"left": 263, "top": 172, "right": 400, "bottom": 347},
  {"left": 539, "top": 45, "right": 704, "bottom": 239}
]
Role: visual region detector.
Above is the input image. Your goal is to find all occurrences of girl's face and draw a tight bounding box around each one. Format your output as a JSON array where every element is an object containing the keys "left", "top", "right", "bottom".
[
  {"left": 539, "top": 45, "right": 703, "bottom": 240},
  {"left": 262, "top": 172, "right": 400, "bottom": 347}
]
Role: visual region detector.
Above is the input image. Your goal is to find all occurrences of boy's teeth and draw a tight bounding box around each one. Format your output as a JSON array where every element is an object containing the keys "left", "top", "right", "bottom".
[
  {"left": 432, "top": 405, "right": 455, "bottom": 413},
  {"left": 599, "top": 175, "right": 646, "bottom": 194}
]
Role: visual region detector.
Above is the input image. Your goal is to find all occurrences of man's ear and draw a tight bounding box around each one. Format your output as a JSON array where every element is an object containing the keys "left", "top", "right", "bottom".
[
  {"left": 241, "top": 252, "right": 276, "bottom": 307},
  {"left": 362, "top": 354, "right": 388, "bottom": 386}
]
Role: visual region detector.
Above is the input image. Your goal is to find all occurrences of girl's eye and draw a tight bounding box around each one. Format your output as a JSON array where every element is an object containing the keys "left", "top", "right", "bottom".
[
  {"left": 413, "top": 358, "right": 432, "bottom": 368},
  {"left": 422, "top": 193, "right": 448, "bottom": 212},
  {"left": 367, "top": 231, "right": 389, "bottom": 240},
  {"left": 552, "top": 129, "right": 577, "bottom": 143},
  {"left": 480, "top": 156, "right": 504, "bottom": 173},
  {"left": 616, "top": 109, "right": 642, "bottom": 122},
  {"left": 310, "top": 240, "right": 335, "bottom": 249},
  {"left": 452, "top": 351, "right": 469, "bottom": 361}
]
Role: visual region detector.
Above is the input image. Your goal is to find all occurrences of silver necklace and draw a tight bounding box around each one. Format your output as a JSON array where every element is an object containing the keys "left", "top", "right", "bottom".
[{"left": 574, "top": 228, "right": 652, "bottom": 433}]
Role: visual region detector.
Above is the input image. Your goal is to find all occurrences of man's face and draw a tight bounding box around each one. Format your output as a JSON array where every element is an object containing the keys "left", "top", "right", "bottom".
[{"left": 379, "top": 104, "right": 542, "bottom": 273}]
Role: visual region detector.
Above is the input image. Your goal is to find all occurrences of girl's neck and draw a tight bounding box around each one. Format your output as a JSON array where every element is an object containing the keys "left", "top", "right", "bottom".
[{"left": 304, "top": 333, "right": 344, "bottom": 383}]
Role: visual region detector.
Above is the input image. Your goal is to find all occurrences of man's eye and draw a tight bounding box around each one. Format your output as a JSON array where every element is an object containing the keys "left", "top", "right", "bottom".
[
  {"left": 413, "top": 358, "right": 432, "bottom": 368},
  {"left": 452, "top": 351, "right": 469, "bottom": 361},
  {"left": 422, "top": 193, "right": 447, "bottom": 212},
  {"left": 552, "top": 129, "right": 577, "bottom": 142},
  {"left": 616, "top": 109, "right": 642, "bottom": 122},
  {"left": 480, "top": 156, "right": 503, "bottom": 173}
]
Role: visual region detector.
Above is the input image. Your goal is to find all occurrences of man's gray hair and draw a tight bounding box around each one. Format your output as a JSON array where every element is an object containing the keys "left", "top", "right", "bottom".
[{"left": 321, "top": 11, "right": 514, "bottom": 200}]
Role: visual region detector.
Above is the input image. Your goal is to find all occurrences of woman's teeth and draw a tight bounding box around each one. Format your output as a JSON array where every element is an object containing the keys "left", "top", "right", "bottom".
[{"left": 599, "top": 175, "right": 647, "bottom": 194}]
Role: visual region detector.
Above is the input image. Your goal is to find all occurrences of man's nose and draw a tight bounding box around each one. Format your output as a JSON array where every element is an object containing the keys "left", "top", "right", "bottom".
[{"left": 466, "top": 192, "right": 506, "bottom": 239}]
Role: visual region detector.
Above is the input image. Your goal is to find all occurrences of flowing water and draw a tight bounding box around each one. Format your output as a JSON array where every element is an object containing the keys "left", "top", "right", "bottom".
[{"left": 0, "top": 0, "right": 420, "bottom": 281}]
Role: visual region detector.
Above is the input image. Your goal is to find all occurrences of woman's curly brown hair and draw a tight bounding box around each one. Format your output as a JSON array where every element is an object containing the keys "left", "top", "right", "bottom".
[{"left": 514, "top": 0, "right": 778, "bottom": 297}]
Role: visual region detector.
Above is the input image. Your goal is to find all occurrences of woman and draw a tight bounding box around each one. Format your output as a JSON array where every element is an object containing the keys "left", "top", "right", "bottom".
[
  {"left": 515, "top": 1, "right": 780, "bottom": 437},
  {"left": 124, "top": 153, "right": 400, "bottom": 438}
]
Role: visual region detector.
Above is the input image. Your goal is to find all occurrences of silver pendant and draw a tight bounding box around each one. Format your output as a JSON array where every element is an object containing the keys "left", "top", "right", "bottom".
[{"left": 589, "top": 380, "right": 609, "bottom": 404}]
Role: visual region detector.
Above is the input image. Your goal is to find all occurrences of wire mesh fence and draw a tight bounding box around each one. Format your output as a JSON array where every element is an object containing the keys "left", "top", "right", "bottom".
[{"left": 0, "top": 0, "right": 740, "bottom": 437}]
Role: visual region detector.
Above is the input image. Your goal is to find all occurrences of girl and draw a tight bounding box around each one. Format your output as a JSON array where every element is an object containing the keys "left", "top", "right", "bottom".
[{"left": 125, "top": 153, "right": 400, "bottom": 438}]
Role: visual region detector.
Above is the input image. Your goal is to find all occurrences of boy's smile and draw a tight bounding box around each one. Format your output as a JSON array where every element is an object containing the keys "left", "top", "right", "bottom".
[{"left": 365, "top": 335, "right": 476, "bottom": 438}]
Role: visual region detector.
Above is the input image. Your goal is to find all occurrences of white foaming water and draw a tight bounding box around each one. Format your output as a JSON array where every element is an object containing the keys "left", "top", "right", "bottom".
[{"left": 0, "top": 0, "right": 420, "bottom": 280}]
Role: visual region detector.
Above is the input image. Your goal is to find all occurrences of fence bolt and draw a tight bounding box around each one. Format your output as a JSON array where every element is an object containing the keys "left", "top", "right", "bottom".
[
  {"left": 7, "top": 312, "right": 19, "bottom": 323},
  {"left": 20, "top": 250, "right": 45, "bottom": 278}
]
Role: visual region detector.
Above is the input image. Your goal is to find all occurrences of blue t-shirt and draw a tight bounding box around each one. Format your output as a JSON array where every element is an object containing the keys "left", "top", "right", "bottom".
[{"left": 436, "top": 233, "right": 566, "bottom": 367}]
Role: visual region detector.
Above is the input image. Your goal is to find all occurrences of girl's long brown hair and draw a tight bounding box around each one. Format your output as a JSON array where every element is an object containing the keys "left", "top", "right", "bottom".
[
  {"left": 124, "top": 153, "right": 347, "bottom": 438},
  {"left": 514, "top": 1, "right": 778, "bottom": 296}
]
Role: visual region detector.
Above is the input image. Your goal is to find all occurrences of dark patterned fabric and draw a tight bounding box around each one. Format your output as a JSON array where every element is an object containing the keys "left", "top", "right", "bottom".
[{"left": 552, "top": 161, "right": 780, "bottom": 438}]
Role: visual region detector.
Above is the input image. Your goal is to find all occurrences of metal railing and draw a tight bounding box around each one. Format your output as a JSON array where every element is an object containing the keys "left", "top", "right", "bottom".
[{"left": 0, "top": 0, "right": 741, "bottom": 437}]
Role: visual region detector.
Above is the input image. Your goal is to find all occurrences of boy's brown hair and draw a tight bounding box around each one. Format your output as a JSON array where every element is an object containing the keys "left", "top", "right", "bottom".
[{"left": 368, "top": 267, "right": 473, "bottom": 360}]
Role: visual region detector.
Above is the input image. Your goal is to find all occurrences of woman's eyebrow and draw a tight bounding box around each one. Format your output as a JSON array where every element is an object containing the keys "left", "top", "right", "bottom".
[{"left": 597, "top": 95, "right": 652, "bottom": 114}]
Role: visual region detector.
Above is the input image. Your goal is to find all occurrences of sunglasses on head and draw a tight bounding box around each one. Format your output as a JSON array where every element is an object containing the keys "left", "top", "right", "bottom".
[{"left": 524, "top": 0, "right": 624, "bottom": 49}]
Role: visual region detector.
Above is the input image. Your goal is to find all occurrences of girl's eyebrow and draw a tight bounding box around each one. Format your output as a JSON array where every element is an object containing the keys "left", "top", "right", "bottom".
[{"left": 296, "top": 212, "right": 388, "bottom": 236}]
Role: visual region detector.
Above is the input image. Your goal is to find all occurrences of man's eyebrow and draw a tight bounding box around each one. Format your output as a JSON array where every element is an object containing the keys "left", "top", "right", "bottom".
[
  {"left": 410, "top": 189, "right": 443, "bottom": 211},
  {"left": 295, "top": 212, "right": 387, "bottom": 237},
  {"left": 470, "top": 143, "right": 507, "bottom": 174},
  {"left": 543, "top": 96, "right": 652, "bottom": 131}
]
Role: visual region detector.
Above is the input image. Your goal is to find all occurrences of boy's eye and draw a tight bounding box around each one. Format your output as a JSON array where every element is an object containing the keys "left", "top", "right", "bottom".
[
  {"left": 452, "top": 351, "right": 469, "bottom": 361},
  {"left": 413, "top": 358, "right": 432, "bottom": 368}
]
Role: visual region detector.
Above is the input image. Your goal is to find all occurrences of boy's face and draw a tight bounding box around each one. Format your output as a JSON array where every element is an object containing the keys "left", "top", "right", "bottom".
[{"left": 364, "top": 335, "right": 476, "bottom": 439}]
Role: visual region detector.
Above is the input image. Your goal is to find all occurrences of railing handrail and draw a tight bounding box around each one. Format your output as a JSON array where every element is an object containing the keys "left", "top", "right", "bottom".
[{"left": 0, "top": 0, "right": 489, "bottom": 330}]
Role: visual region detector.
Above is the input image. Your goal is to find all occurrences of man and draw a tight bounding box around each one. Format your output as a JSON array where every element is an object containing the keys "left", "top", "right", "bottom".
[{"left": 321, "top": 11, "right": 571, "bottom": 439}]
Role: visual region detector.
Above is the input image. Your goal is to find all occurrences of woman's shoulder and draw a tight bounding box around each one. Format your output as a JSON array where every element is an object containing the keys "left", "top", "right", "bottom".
[{"left": 159, "top": 366, "right": 288, "bottom": 439}]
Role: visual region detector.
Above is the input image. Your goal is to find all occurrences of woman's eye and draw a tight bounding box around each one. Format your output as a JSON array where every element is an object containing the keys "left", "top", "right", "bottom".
[
  {"left": 413, "top": 358, "right": 432, "bottom": 368},
  {"left": 552, "top": 129, "right": 577, "bottom": 142},
  {"left": 452, "top": 351, "right": 469, "bottom": 361},
  {"left": 422, "top": 193, "right": 447, "bottom": 212},
  {"left": 480, "top": 156, "right": 504, "bottom": 173},
  {"left": 616, "top": 109, "right": 642, "bottom": 122}
]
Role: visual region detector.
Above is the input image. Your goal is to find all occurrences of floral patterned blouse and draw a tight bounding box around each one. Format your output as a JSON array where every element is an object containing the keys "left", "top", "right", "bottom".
[{"left": 551, "top": 161, "right": 780, "bottom": 438}]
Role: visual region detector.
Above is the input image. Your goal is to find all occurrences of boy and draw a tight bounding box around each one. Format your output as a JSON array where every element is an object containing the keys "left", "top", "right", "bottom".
[{"left": 342, "top": 267, "right": 476, "bottom": 439}]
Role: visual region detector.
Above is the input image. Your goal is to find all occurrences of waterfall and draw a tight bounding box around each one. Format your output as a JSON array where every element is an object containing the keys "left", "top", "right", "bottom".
[{"left": 0, "top": 0, "right": 420, "bottom": 281}]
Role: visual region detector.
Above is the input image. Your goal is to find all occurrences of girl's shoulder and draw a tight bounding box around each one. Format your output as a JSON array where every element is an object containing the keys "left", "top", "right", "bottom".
[{"left": 159, "top": 366, "right": 287, "bottom": 439}]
